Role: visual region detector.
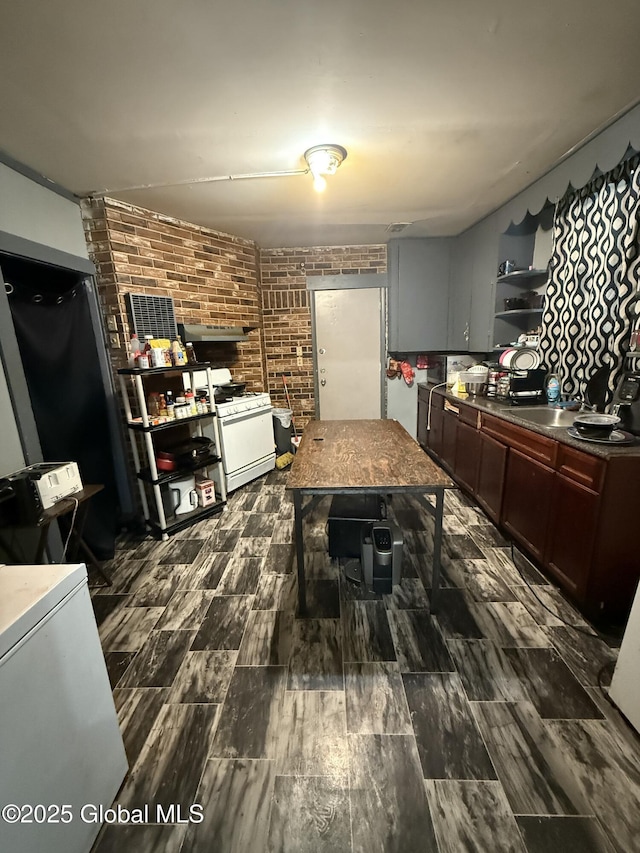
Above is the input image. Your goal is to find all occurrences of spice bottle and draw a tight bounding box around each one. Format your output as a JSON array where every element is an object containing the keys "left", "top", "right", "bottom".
[
  {"left": 186, "top": 342, "right": 198, "bottom": 365},
  {"left": 165, "top": 390, "right": 175, "bottom": 419},
  {"left": 158, "top": 393, "right": 167, "bottom": 417},
  {"left": 147, "top": 392, "right": 160, "bottom": 417},
  {"left": 170, "top": 339, "right": 183, "bottom": 366},
  {"left": 185, "top": 389, "right": 197, "bottom": 415}
]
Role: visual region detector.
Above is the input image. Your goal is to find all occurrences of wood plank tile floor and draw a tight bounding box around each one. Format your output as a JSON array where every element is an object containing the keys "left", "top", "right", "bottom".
[{"left": 90, "top": 470, "right": 640, "bottom": 853}]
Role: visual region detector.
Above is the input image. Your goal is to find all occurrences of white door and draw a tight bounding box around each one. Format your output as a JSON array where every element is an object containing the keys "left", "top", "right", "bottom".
[{"left": 314, "top": 288, "right": 382, "bottom": 419}]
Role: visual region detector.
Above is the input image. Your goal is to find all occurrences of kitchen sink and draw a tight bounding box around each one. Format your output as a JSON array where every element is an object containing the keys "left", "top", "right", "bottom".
[{"left": 513, "top": 407, "right": 578, "bottom": 428}]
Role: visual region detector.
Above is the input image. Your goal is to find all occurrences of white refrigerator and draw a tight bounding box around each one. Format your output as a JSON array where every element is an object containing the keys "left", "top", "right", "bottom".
[
  {"left": 0, "top": 563, "right": 128, "bottom": 853},
  {"left": 386, "top": 369, "right": 427, "bottom": 439},
  {"left": 609, "top": 582, "right": 640, "bottom": 734}
]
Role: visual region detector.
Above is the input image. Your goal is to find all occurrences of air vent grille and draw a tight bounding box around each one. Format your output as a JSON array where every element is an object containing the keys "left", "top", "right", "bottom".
[
  {"left": 386, "top": 222, "right": 412, "bottom": 233},
  {"left": 128, "top": 293, "right": 177, "bottom": 340}
]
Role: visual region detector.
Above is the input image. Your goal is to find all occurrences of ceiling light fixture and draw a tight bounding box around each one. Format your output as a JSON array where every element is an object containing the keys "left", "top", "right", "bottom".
[
  {"left": 303, "top": 144, "right": 347, "bottom": 193},
  {"left": 87, "top": 144, "right": 348, "bottom": 197}
]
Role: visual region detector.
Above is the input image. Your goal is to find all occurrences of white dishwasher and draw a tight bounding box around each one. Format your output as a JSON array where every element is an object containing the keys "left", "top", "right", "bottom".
[
  {"left": 609, "top": 581, "right": 640, "bottom": 734},
  {"left": 0, "top": 563, "right": 128, "bottom": 853}
]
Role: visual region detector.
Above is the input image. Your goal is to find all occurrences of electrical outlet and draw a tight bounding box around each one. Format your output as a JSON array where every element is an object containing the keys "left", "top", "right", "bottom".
[
  {"left": 109, "top": 333, "right": 120, "bottom": 348},
  {"left": 296, "top": 346, "right": 303, "bottom": 357},
  {"left": 297, "top": 356, "right": 304, "bottom": 366},
  {"left": 106, "top": 315, "right": 118, "bottom": 331}
]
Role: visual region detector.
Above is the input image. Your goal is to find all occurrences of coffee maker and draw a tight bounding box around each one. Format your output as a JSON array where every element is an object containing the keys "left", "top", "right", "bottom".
[{"left": 611, "top": 371, "right": 640, "bottom": 435}]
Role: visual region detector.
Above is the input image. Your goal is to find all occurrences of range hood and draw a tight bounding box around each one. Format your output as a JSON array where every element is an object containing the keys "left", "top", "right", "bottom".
[{"left": 177, "top": 323, "right": 254, "bottom": 342}]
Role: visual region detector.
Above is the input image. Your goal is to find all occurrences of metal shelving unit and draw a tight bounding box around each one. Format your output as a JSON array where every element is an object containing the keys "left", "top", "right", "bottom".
[{"left": 117, "top": 363, "right": 226, "bottom": 539}]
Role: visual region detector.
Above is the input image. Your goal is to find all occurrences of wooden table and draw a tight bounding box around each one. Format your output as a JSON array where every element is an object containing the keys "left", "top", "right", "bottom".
[{"left": 287, "top": 420, "right": 453, "bottom": 615}]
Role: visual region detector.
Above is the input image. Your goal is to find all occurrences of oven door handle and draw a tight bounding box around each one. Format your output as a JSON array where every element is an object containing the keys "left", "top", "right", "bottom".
[{"left": 219, "top": 407, "right": 273, "bottom": 426}]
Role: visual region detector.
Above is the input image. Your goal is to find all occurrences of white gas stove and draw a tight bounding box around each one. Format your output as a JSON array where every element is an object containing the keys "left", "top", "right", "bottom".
[
  {"left": 186, "top": 368, "right": 275, "bottom": 491},
  {"left": 215, "top": 392, "right": 273, "bottom": 420}
]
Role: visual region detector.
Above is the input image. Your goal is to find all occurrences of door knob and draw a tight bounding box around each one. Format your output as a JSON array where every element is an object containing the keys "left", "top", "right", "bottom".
[
  {"left": 320, "top": 379, "right": 326, "bottom": 386},
  {"left": 319, "top": 348, "right": 326, "bottom": 355}
]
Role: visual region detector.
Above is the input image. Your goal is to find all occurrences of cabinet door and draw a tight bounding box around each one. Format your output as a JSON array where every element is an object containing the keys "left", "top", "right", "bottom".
[
  {"left": 388, "top": 238, "right": 452, "bottom": 351},
  {"left": 476, "top": 432, "right": 508, "bottom": 523},
  {"left": 441, "top": 409, "right": 458, "bottom": 471},
  {"left": 469, "top": 221, "right": 498, "bottom": 352},
  {"left": 455, "top": 420, "right": 480, "bottom": 494},
  {"left": 447, "top": 231, "right": 473, "bottom": 350},
  {"left": 417, "top": 390, "right": 428, "bottom": 449},
  {"left": 428, "top": 404, "right": 444, "bottom": 458},
  {"left": 502, "top": 448, "right": 554, "bottom": 561},
  {"left": 545, "top": 474, "right": 599, "bottom": 600}
]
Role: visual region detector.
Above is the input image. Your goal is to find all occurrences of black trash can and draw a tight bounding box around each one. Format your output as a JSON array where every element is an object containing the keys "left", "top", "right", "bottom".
[
  {"left": 272, "top": 408, "right": 293, "bottom": 455},
  {"left": 328, "top": 494, "right": 386, "bottom": 558}
]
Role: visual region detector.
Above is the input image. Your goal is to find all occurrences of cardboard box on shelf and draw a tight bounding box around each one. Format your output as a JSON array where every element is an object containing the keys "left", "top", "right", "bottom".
[{"left": 195, "top": 477, "right": 216, "bottom": 507}]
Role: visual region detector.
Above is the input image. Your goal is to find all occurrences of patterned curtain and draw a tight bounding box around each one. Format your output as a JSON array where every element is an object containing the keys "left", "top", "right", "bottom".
[{"left": 539, "top": 152, "right": 640, "bottom": 405}]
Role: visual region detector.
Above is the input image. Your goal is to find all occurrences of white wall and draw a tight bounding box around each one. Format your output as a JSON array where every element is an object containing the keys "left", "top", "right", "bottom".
[{"left": 0, "top": 162, "right": 89, "bottom": 259}]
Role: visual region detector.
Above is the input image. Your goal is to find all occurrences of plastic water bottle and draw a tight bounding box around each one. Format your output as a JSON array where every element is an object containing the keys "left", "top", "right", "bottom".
[{"left": 545, "top": 373, "right": 561, "bottom": 406}]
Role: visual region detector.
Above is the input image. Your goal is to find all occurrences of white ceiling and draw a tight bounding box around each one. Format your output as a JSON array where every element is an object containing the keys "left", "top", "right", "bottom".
[{"left": 1, "top": 0, "right": 640, "bottom": 248}]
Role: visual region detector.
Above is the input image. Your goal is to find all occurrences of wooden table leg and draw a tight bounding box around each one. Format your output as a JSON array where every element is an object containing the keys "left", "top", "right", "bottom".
[
  {"left": 34, "top": 524, "right": 51, "bottom": 563},
  {"left": 74, "top": 535, "right": 112, "bottom": 586},
  {"left": 293, "top": 490, "right": 306, "bottom": 616},
  {"left": 430, "top": 489, "right": 444, "bottom": 614}
]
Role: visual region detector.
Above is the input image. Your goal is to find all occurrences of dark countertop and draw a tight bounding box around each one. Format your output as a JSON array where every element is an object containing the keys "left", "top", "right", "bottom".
[{"left": 418, "top": 382, "right": 640, "bottom": 459}]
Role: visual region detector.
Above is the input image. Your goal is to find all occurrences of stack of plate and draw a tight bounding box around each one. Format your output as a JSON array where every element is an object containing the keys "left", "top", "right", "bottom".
[{"left": 499, "top": 347, "right": 541, "bottom": 371}]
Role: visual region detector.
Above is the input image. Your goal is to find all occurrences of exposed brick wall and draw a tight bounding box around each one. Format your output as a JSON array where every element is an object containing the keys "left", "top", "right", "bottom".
[
  {"left": 82, "top": 197, "right": 387, "bottom": 435},
  {"left": 259, "top": 246, "right": 387, "bottom": 430},
  {"left": 81, "top": 197, "right": 265, "bottom": 390}
]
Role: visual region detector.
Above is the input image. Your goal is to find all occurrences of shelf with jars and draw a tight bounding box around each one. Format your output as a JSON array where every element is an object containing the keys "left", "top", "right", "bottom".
[{"left": 117, "top": 363, "right": 226, "bottom": 539}]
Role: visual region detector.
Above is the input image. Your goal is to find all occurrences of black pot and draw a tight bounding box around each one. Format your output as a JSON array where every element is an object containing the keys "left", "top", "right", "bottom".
[
  {"left": 573, "top": 413, "right": 620, "bottom": 438},
  {"left": 215, "top": 382, "right": 247, "bottom": 397},
  {"left": 523, "top": 290, "right": 543, "bottom": 309}
]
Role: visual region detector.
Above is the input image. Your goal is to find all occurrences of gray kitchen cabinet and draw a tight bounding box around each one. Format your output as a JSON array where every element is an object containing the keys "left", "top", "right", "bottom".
[
  {"left": 445, "top": 220, "right": 496, "bottom": 353},
  {"left": 447, "top": 230, "right": 474, "bottom": 350},
  {"left": 468, "top": 222, "right": 498, "bottom": 352},
  {"left": 388, "top": 238, "right": 452, "bottom": 352}
]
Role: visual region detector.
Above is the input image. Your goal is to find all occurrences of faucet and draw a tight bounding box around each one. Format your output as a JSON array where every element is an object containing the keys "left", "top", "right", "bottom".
[{"left": 574, "top": 395, "right": 597, "bottom": 413}]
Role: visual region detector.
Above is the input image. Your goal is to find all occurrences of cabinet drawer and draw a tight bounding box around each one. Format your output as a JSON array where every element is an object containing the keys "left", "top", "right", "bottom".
[
  {"left": 429, "top": 389, "right": 444, "bottom": 410},
  {"left": 458, "top": 402, "right": 480, "bottom": 428},
  {"left": 481, "top": 413, "right": 557, "bottom": 467},
  {"left": 556, "top": 444, "right": 604, "bottom": 491}
]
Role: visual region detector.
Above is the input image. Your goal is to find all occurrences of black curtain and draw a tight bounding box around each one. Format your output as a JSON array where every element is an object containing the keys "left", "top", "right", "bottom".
[{"left": 3, "top": 255, "right": 118, "bottom": 560}]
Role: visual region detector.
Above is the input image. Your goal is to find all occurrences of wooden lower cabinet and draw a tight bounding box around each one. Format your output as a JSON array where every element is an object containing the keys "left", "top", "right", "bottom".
[
  {"left": 441, "top": 409, "right": 458, "bottom": 471},
  {"left": 428, "top": 403, "right": 444, "bottom": 458},
  {"left": 502, "top": 448, "right": 554, "bottom": 563},
  {"left": 545, "top": 474, "right": 599, "bottom": 599},
  {"left": 476, "top": 432, "right": 508, "bottom": 523},
  {"left": 417, "top": 387, "right": 428, "bottom": 449},
  {"left": 424, "top": 388, "right": 640, "bottom": 620},
  {"left": 455, "top": 420, "right": 481, "bottom": 493}
]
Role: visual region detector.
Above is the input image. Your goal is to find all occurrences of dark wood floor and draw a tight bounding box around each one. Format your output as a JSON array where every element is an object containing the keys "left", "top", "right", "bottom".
[{"left": 90, "top": 469, "right": 640, "bottom": 853}]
